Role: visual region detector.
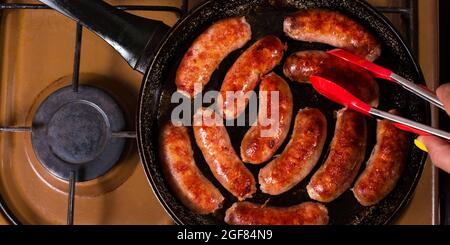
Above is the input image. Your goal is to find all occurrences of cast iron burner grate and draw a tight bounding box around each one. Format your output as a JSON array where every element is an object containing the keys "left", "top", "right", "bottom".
[{"left": 0, "top": 0, "right": 188, "bottom": 225}]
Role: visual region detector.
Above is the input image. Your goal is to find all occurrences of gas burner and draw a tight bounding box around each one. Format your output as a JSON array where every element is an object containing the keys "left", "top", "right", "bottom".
[{"left": 32, "top": 85, "right": 126, "bottom": 182}]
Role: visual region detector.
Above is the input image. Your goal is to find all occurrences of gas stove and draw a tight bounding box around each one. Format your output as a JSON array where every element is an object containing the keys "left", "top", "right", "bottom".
[{"left": 0, "top": 0, "right": 440, "bottom": 224}]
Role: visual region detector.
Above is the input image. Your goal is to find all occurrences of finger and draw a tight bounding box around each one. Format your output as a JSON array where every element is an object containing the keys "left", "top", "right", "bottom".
[
  {"left": 418, "top": 136, "right": 450, "bottom": 173},
  {"left": 436, "top": 83, "right": 450, "bottom": 116}
]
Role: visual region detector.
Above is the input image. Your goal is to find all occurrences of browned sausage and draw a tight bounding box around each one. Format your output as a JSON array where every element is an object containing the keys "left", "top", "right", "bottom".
[
  {"left": 284, "top": 9, "right": 381, "bottom": 61},
  {"left": 159, "top": 123, "right": 224, "bottom": 214},
  {"left": 283, "top": 50, "right": 330, "bottom": 83},
  {"left": 352, "top": 110, "right": 410, "bottom": 206},
  {"left": 225, "top": 201, "right": 329, "bottom": 225},
  {"left": 283, "top": 50, "right": 380, "bottom": 107},
  {"left": 240, "top": 73, "right": 293, "bottom": 164},
  {"left": 259, "top": 108, "right": 327, "bottom": 195},
  {"left": 193, "top": 108, "right": 256, "bottom": 200},
  {"left": 307, "top": 108, "right": 367, "bottom": 203},
  {"left": 176, "top": 17, "right": 252, "bottom": 98},
  {"left": 218, "top": 36, "right": 286, "bottom": 119}
]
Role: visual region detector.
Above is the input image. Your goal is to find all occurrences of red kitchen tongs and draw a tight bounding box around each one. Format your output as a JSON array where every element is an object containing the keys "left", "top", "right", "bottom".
[
  {"left": 327, "top": 49, "right": 445, "bottom": 111},
  {"left": 310, "top": 75, "right": 450, "bottom": 141}
]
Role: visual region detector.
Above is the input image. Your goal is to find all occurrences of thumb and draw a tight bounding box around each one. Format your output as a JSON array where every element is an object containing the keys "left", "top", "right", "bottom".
[
  {"left": 418, "top": 136, "right": 450, "bottom": 173},
  {"left": 436, "top": 83, "right": 450, "bottom": 116}
]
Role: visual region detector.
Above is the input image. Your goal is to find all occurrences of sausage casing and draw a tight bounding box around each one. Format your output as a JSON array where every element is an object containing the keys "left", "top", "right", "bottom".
[
  {"left": 307, "top": 109, "right": 367, "bottom": 202},
  {"left": 219, "top": 36, "right": 286, "bottom": 119},
  {"left": 160, "top": 123, "right": 224, "bottom": 214},
  {"left": 352, "top": 110, "right": 409, "bottom": 206},
  {"left": 240, "top": 73, "right": 293, "bottom": 164},
  {"left": 225, "top": 201, "right": 329, "bottom": 225},
  {"left": 283, "top": 50, "right": 379, "bottom": 107},
  {"left": 176, "top": 17, "right": 252, "bottom": 98},
  {"left": 259, "top": 108, "right": 327, "bottom": 195},
  {"left": 193, "top": 108, "right": 256, "bottom": 200},
  {"left": 283, "top": 9, "right": 381, "bottom": 61}
]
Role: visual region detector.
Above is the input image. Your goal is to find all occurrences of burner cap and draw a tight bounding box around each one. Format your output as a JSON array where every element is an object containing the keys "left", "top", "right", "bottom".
[{"left": 32, "top": 85, "right": 126, "bottom": 182}]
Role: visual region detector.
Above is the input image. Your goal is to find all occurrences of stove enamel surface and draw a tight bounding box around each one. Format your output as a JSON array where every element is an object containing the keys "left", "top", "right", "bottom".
[{"left": 0, "top": 0, "right": 438, "bottom": 225}]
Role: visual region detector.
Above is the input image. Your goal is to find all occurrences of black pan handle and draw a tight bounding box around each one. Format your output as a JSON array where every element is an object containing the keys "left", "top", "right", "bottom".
[{"left": 39, "top": 0, "right": 171, "bottom": 73}]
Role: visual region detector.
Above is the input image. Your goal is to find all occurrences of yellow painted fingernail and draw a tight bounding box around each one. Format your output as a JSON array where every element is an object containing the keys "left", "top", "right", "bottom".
[{"left": 414, "top": 139, "right": 428, "bottom": 153}]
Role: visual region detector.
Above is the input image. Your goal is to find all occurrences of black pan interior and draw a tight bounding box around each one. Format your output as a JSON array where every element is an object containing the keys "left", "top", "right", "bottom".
[{"left": 138, "top": 0, "right": 429, "bottom": 225}]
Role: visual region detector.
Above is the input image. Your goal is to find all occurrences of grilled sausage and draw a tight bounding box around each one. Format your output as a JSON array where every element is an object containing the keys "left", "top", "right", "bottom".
[
  {"left": 176, "top": 17, "right": 252, "bottom": 98},
  {"left": 283, "top": 50, "right": 330, "bottom": 83},
  {"left": 352, "top": 110, "right": 410, "bottom": 206},
  {"left": 225, "top": 201, "right": 329, "bottom": 225},
  {"left": 160, "top": 123, "right": 224, "bottom": 214},
  {"left": 307, "top": 109, "right": 367, "bottom": 203},
  {"left": 218, "top": 36, "right": 286, "bottom": 119},
  {"left": 283, "top": 50, "right": 379, "bottom": 107},
  {"left": 259, "top": 108, "right": 327, "bottom": 195},
  {"left": 193, "top": 108, "right": 256, "bottom": 200},
  {"left": 240, "top": 73, "right": 293, "bottom": 164},
  {"left": 284, "top": 9, "right": 381, "bottom": 61}
]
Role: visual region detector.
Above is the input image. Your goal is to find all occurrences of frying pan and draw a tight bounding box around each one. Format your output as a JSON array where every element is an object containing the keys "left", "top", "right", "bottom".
[{"left": 38, "top": 0, "right": 429, "bottom": 225}]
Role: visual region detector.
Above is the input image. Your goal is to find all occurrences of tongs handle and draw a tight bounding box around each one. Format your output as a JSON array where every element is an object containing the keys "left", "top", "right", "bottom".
[
  {"left": 327, "top": 49, "right": 446, "bottom": 110},
  {"left": 390, "top": 74, "right": 445, "bottom": 111},
  {"left": 393, "top": 122, "right": 450, "bottom": 142},
  {"left": 311, "top": 75, "right": 450, "bottom": 141},
  {"left": 371, "top": 108, "right": 450, "bottom": 141}
]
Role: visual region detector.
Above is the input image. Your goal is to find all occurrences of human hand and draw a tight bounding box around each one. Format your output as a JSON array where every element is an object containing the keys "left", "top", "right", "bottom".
[{"left": 417, "top": 83, "right": 450, "bottom": 173}]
